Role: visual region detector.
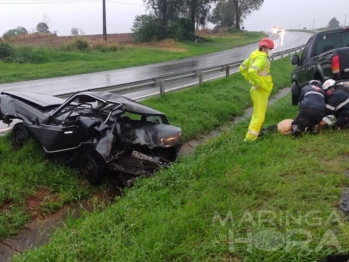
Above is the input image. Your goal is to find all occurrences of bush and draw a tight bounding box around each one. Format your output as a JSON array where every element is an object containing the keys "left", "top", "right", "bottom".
[
  {"left": 3, "top": 56, "right": 14, "bottom": 63},
  {"left": 169, "top": 18, "right": 195, "bottom": 41},
  {"left": 226, "top": 27, "right": 241, "bottom": 33},
  {"left": 91, "top": 41, "right": 110, "bottom": 52},
  {"left": 72, "top": 38, "right": 90, "bottom": 51},
  {"left": 14, "top": 46, "right": 51, "bottom": 64},
  {"left": 132, "top": 14, "right": 166, "bottom": 42},
  {"left": 109, "top": 44, "right": 120, "bottom": 52},
  {"left": 0, "top": 42, "right": 14, "bottom": 59}
]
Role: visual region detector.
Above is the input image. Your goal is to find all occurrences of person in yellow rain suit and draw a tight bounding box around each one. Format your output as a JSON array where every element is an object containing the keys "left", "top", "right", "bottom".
[{"left": 239, "top": 38, "right": 275, "bottom": 142}]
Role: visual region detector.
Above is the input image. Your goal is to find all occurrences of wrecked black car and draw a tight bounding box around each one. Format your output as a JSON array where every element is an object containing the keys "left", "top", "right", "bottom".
[{"left": 0, "top": 91, "right": 182, "bottom": 186}]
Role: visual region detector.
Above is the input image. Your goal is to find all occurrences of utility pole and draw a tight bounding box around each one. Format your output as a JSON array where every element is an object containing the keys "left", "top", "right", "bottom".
[
  {"left": 345, "top": 14, "right": 347, "bottom": 27},
  {"left": 312, "top": 19, "right": 315, "bottom": 30},
  {"left": 103, "top": 0, "right": 107, "bottom": 41}
]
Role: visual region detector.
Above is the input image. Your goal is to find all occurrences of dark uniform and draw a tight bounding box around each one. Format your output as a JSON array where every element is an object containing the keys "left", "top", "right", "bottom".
[
  {"left": 291, "top": 84, "right": 326, "bottom": 137},
  {"left": 325, "top": 86, "right": 349, "bottom": 129}
]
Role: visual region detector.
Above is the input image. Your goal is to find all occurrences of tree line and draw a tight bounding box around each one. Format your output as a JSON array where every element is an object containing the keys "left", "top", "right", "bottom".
[
  {"left": 1, "top": 1, "right": 264, "bottom": 41},
  {"left": 132, "top": 0, "right": 264, "bottom": 42},
  {"left": 1, "top": 0, "right": 344, "bottom": 43}
]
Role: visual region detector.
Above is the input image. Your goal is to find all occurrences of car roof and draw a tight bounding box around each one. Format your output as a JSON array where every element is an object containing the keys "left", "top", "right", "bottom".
[
  {"left": 315, "top": 27, "right": 349, "bottom": 36},
  {"left": 77, "top": 91, "right": 166, "bottom": 116},
  {"left": 1, "top": 91, "right": 65, "bottom": 109},
  {"left": 1, "top": 91, "right": 166, "bottom": 116}
]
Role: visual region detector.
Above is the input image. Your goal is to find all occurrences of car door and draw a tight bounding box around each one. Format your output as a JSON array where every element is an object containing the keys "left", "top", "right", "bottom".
[
  {"left": 295, "top": 36, "right": 314, "bottom": 88},
  {"left": 29, "top": 123, "right": 82, "bottom": 153}
]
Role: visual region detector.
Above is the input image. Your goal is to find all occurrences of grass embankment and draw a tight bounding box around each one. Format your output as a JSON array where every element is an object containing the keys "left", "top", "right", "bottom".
[
  {"left": 9, "top": 56, "right": 349, "bottom": 261},
  {"left": 0, "top": 54, "right": 291, "bottom": 241},
  {"left": 0, "top": 31, "right": 266, "bottom": 84},
  {"left": 0, "top": 139, "right": 91, "bottom": 239}
]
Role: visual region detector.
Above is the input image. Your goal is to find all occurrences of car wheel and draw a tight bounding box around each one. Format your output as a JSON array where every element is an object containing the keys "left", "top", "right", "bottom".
[
  {"left": 11, "top": 123, "right": 29, "bottom": 149},
  {"left": 291, "top": 82, "right": 300, "bottom": 106},
  {"left": 79, "top": 153, "right": 105, "bottom": 185}
]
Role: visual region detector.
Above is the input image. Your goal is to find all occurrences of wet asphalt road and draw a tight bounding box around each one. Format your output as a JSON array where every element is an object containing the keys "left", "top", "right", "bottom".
[
  {"left": 0, "top": 31, "right": 312, "bottom": 95},
  {"left": 0, "top": 31, "right": 313, "bottom": 132}
]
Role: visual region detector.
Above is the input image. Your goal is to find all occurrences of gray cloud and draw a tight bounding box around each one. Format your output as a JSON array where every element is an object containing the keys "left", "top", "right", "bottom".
[{"left": 0, "top": 0, "right": 348, "bottom": 37}]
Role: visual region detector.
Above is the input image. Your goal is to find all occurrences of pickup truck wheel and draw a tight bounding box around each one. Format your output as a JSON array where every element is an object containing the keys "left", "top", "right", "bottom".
[
  {"left": 79, "top": 153, "right": 105, "bottom": 185},
  {"left": 291, "top": 82, "right": 300, "bottom": 105},
  {"left": 11, "top": 123, "right": 29, "bottom": 149}
]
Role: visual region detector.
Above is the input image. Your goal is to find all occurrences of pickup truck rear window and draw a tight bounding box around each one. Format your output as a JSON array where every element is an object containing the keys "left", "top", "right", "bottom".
[{"left": 312, "top": 31, "right": 349, "bottom": 56}]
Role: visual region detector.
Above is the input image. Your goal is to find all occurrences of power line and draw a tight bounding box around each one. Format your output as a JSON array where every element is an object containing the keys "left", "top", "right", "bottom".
[
  {"left": 106, "top": 0, "right": 143, "bottom": 6},
  {"left": 0, "top": 0, "right": 100, "bottom": 4},
  {"left": 0, "top": 0, "right": 144, "bottom": 6}
]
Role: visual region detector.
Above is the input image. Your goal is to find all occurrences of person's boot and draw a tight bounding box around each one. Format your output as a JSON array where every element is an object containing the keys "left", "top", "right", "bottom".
[
  {"left": 312, "top": 124, "right": 320, "bottom": 134},
  {"left": 258, "top": 125, "right": 277, "bottom": 137}
]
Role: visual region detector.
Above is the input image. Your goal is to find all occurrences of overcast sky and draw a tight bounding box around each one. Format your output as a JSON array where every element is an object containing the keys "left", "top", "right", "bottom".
[{"left": 0, "top": 0, "right": 348, "bottom": 37}]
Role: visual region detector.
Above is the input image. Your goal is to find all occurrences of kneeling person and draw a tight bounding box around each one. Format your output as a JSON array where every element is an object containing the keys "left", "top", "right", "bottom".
[
  {"left": 323, "top": 79, "right": 349, "bottom": 129},
  {"left": 291, "top": 80, "right": 326, "bottom": 137}
]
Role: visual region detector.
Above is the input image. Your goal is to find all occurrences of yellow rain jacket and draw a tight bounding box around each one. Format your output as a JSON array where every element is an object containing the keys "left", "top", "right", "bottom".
[{"left": 239, "top": 50, "right": 274, "bottom": 141}]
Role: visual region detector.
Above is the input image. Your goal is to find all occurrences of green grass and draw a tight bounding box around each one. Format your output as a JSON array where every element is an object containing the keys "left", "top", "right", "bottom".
[
  {"left": 10, "top": 55, "right": 349, "bottom": 261},
  {"left": 0, "top": 55, "right": 295, "bottom": 241},
  {"left": 0, "top": 138, "right": 91, "bottom": 239},
  {"left": 0, "top": 31, "right": 266, "bottom": 84},
  {"left": 141, "top": 53, "right": 294, "bottom": 141}
]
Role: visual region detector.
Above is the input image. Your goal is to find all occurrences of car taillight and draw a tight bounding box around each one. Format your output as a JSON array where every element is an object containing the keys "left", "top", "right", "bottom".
[{"left": 332, "top": 54, "right": 340, "bottom": 73}]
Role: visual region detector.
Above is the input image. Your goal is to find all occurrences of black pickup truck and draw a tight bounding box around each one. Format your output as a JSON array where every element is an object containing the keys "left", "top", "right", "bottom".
[{"left": 290, "top": 27, "right": 349, "bottom": 105}]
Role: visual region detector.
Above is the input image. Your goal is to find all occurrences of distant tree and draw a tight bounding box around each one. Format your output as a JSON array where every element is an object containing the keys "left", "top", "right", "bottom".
[
  {"left": 209, "top": 0, "right": 235, "bottom": 27},
  {"left": 327, "top": 17, "right": 340, "bottom": 29},
  {"left": 231, "top": 0, "right": 264, "bottom": 30},
  {"left": 71, "top": 27, "right": 79, "bottom": 36},
  {"left": 36, "top": 22, "right": 50, "bottom": 33},
  {"left": 132, "top": 14, "right": 164, "bottom": 42},
  {"left": 142, "top": 0, "right": 212, "bottom": 39},
  {"left": 209, "top": 0, "right": 264, "bottom": 30},
  {"left": 2, "top": 26, "right": 28, "bottom": 39},
  {"left": 71, "top": 27, "right": 85, "bottom": 36},
  {"left": 43, "top": 14, "right": 55, "bottom": 28},
  {"left": 184, "top": 0, "right": 213, "bottom": 30},
  {"left": 143, "top": 0, "right": 185, "bottom": 25},
  {"left": 15, "top": 26, "right": 28, "bottom": 35}
]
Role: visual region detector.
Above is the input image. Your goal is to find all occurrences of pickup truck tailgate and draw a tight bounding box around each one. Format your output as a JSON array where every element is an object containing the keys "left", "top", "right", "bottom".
[{"left": 339, "top": 47, "right": 349, "bottom": 78}]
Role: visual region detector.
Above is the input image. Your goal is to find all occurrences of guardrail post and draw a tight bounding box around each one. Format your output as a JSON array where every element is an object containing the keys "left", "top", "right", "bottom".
[
  {"left": 225, "top": 65, "right": 230, "bottom": 78},
  {"left": 159, "top": 79, "right": 165, "bottom": 95},
  {"left": 156, "top": 79, "right": 165, "bottom": 96},
  {"left": 198, "top": 71, "right": 203, "bottom": 86}
]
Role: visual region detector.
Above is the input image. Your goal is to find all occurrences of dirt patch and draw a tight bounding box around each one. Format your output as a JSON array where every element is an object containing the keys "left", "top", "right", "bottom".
[
  {"left": 24, "top": 186, "right": 52, "bottom": 220},
  {"left": 7, "top": 33, "right": 134, "bottom": 48},
  {"left": 0, "top": 200, "right": 13, "bottom": 214},
  {"left": 131, "top": 38, "right": 187, "bottom": 52},
  {"left": 6, "top": 34, "right": 187, "bottom": 53}
]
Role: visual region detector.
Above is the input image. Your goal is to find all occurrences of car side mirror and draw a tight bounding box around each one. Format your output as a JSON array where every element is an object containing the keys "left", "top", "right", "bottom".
[{"left": 291, "top": 55, "right": 300, "bottom": 65}]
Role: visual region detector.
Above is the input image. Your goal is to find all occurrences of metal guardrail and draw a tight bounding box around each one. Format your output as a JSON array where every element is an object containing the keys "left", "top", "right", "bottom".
[{"left": 54, "top": 44, "right": 305, "bottom": 99}]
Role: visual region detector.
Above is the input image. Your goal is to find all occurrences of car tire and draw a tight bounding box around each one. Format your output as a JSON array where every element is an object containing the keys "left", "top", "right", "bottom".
[
  {"left": 79, "top": 153, "right": 105, "bottom": 185},
  {"left": 11, "top": 123, "right": 29, "bottom": 149},
  {"left": 291, "top": 82, "right": 300, "bottom": 106}
]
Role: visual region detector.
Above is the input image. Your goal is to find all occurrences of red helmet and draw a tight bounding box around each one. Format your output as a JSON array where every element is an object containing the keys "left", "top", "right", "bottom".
[{"left": 258, "top": 38, "right": 274, "bottom": 49}]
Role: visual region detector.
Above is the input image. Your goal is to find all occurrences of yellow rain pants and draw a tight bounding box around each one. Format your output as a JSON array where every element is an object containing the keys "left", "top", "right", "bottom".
[
  {"left": 245, "top": 87, "right": 270, "bottom": 141},
  {"left": 239, "top": 49, "right": 274, "bottom": 141}
]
